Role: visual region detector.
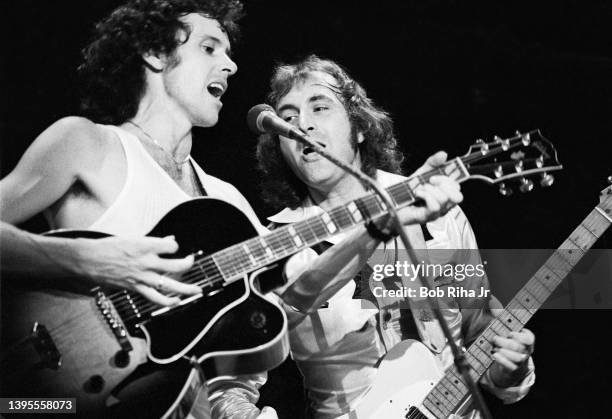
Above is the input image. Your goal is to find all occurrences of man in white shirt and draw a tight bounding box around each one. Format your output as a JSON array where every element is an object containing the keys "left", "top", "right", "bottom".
[{"left": 249, "top": 55, "right": 535, "bottom": 418}]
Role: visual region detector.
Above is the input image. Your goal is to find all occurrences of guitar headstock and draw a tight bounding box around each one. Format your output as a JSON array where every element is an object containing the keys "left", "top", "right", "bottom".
[
  {"left": 459, "top": 129, "right": 562, "bottom": 196},
  {"left": 598, "top": 176, "right": 612, "bottom": 211}
]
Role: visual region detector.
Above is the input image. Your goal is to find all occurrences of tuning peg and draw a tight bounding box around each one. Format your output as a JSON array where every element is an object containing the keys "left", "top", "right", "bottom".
[
  {"left": 514, "top": 160, "right": 524, "bottom": 173},
  {"left": 608, "top": 175, "right": 612, "bottom": 184},
  {"left": 494, "top": 165, "right": 503, "bottom": 178},
  {"left": 521, "top": 132, "right": 531, "bottom": 145},
  {"left": 536, "top": 155, "right": 544, "bottom": 168},
  {"left": 519, "top": 177, "right": 534, "bottom": 193},
  {"left": 499, "top": 183, "right": 513, "bottom": 196},
  {"left": 540, "top": 172, "right": 554, "bottom": 188},
  {"left": 474, "top": 139, "right": 489, "bottom": 154}
]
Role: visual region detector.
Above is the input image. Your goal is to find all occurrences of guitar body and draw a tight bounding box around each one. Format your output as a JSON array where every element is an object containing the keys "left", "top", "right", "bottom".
[
  {"left": 337, "top": 340, "right": 472, "bottom": 419},
  {"left": 1, "top": 198, "right": 289, "bottom": 417}
]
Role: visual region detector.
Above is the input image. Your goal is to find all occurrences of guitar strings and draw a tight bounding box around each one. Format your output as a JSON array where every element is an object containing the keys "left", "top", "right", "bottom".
[
  {"left": 44, "top": 142, "right": 527, "bottom": 344},
  {"left": 110, "top": 153, "right": 498, "bottom": 321},
  {"left": 106, "top": 164, "right": 465, "bottom": 321}
]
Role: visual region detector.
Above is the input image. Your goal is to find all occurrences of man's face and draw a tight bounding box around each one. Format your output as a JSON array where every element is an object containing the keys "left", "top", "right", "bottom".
[
  {"left": 276, "top": 71, "right": 364, "bottom": 195},
  {"left": 162, "top": 13, "right": 237, "bottom": 127}
]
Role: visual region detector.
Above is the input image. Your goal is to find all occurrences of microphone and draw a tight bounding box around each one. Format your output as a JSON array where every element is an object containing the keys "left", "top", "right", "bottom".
[{"left": 247, "top": 104, "right": 305, "bottom": 140}]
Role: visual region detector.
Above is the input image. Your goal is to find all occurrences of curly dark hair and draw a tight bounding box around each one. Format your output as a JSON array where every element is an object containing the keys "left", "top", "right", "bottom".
[
  {"left": 256, "top": 55, "right": 405, "bottom": 211},
  {"left": 78, "top": 0, "right": 244, "bottom": 124}
]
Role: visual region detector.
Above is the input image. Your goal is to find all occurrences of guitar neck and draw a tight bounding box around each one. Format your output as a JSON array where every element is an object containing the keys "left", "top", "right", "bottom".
[
  {"left": 420, "top": 205, "right": 612, "bottom": 419},
  {"left": 207, "top": 160, "right": 468, "bottom": 285}
]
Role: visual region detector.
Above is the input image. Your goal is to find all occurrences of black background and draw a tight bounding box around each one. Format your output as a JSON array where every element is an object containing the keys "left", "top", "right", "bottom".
[{"left": 2, "top": 1, "right": 612, "bottom": 417}]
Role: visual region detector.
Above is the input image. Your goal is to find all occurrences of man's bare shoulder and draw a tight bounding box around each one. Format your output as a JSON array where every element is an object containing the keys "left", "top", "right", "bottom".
[
  {"left": 45, "top": 116, "right": 113, "bottom": 147},
  {"left": 34, "top": 116, "right": 120, "bottom": 162}
]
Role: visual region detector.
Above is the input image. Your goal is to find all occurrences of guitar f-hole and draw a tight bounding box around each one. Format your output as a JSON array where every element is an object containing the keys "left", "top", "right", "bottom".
[{"left": 31, "top": 322, "right": 61, "bottom": 370}]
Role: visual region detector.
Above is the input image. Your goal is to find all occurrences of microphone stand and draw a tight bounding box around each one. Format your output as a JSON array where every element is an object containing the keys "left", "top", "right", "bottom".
[{"left": 288, "top": 130, "right": 492, "bottom": 419}]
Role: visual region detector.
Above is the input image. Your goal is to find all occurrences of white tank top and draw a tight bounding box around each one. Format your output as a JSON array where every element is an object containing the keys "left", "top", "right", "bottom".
[{"left": 88, "top": 125, "right": 264, "bottom": 237}]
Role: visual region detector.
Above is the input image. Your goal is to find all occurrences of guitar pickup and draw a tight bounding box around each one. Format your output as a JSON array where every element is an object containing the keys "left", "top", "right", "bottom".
[{"left": 31, "top": 322, "right": 62, "bottom": 370}]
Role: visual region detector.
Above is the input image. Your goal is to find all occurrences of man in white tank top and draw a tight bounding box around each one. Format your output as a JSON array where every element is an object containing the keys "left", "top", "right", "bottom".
[
  {"left": 0, "top": 1, "right": 249, "bottom": 306},
  {"left": 0, "top": 1, "right": 279, "bottom": 418}
]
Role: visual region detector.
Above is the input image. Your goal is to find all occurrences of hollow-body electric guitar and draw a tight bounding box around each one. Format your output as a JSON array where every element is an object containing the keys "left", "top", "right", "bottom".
[
  {"left": 1, "top": 130, "right": 561, "bottom": 417},
  {"left": 338, "top": 182, "right": 612, "bottom": 419}
]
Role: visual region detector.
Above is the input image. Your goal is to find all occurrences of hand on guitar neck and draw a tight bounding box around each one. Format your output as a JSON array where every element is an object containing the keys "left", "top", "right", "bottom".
[
  {"left": 489, "top": 329, "right": 535, "bottom": 388},
  {"left": 373, "top": 151, "right": 464, "bottom": 236}
]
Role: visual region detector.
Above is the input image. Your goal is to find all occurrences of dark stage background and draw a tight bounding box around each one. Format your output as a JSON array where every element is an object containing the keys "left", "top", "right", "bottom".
[{"left": 2, "top": 1, "right": 612, "bottom": 418}]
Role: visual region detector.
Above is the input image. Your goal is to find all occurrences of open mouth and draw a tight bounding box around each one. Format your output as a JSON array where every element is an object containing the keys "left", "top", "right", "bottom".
[
  {"left": 302, "top": 141, "right": 326, "bottom": 156},
  {"left": 207, "top": 82, "right": 226, "bottom": 99}
]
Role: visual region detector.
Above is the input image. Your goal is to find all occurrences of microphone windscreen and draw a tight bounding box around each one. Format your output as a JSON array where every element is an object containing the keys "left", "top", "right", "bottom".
[{"left": 247, "top": 104, "right": 275, "bottom": 134}]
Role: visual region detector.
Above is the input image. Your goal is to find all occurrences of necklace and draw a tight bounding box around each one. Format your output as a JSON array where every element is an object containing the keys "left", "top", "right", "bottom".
[{"left": 127, "top": 120, "right": 190, "bottom": 165}]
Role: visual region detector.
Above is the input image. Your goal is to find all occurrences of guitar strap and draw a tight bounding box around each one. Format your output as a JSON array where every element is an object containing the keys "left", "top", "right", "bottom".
[
  {"left": 189, "top": 161, "right": 209, "bottom": 197},
  {"left": 399, "top": 224, "right": 448, "bottom": 354}
]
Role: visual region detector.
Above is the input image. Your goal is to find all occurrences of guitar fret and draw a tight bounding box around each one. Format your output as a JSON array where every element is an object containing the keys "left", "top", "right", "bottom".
[
  {"left": 346, "top": 201, "right": 364, "bottom": 223},
  {"left": 320, "top": 211, "right": 338, "bottom": 234},
  {"left": 557, "top": 246, "right": 586, "bottom": 268},
  {"left": 287, "top": 226, "right": 303, "bottom": 247},
  {"left": 267, "top": 228, "right": 295, "bottom": 256},
  {"left": 472, "top": 339, "right": 495, "bottom": 366},
  {"left": 570, "top": 224, "right": 599, "bottom": 250},
  {"left": 508, "top": 296, "right": 537, "bottom": 317},
  {"left": 499, "top": 310, "right": 522, "bottom": 331},
  {"left": 489, "top": 318, "right": 512, "bottom": 335},
  {"left": 423, "top": 394, "right": 449, "bottom": 419},
  {"left": 436, "top": 379, "right": 461, "bottom": 404},
  {"left": 295, "top": 220, "right": 317, "bottom": 245},
  {"left": 246, "top": 238, "right": 269, "bottom": 266},
  {"left": 595, "top": 206, "right": 612, "bottom": 223},
  {"left": 355, "top": 195, "right": 382, "bottom": 221},
  {"left": 442, "top": 374, "right": 466, "bottom": 400},
  {"left": 465, "top": 352, "right": 487, "bottom": 375},
  {"left": 474, "top": 344, "right": 493, "bottom": 364},
  {"left": 525, "top": 276, "right": 549, "bottom": 302},
  {"left": 445, "top": 372, "right": 469, "bottom": 405},
  {"left": 242, "top": 244, "right": 257, "bottom": 266},
  {"left": 311, "top": 217, "right": 330, "bottom": 238},
  {"left": 329, "top": 207, "right": 355, "bottom": 230},
  {"left": 216, "top": 246, "right": 252, "bottom": 278},
  {"left": 589, "top": 208, "right": 612, "bottom": 233},
  {"left": 388, "top": 183, "right": 414, "bottom": 206},
  {"left": 518, "top": 286, "right": 544, "bottom": 307},
  {"left": 432, "top": 385, "right": 456, "bottom": 408},
  {"left": 506, "top": 305, "right": 530, "bottom": 325},
  {"left": 259, "top": 237, "right": 274, "bottom": 259},
  {"left": 535, "top": 267, "right": 561, "bottom": 293}
]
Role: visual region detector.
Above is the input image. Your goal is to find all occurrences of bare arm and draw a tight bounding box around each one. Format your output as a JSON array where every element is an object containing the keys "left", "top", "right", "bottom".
[
  {"left": 0, "top": 222, "right": 199, "bottom": 305},
  {"left": 0, "top": 117, "right": 104, "bottom": 224},
  {"left": 0, "top": 118, "right": 199, "bottom": 304}
]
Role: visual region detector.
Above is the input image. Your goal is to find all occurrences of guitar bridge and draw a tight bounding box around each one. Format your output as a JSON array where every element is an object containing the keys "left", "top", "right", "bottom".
[
  {"left": 31, "top": 322, "right": 61, "bottom": 369},
  {"left": 94, "top": 289, "right": 133, "bottom": 353}
]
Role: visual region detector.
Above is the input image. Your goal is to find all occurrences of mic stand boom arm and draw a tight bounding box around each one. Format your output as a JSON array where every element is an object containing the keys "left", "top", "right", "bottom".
[{"left": 289, "top": 131, "right": 492, "bottom": 419}]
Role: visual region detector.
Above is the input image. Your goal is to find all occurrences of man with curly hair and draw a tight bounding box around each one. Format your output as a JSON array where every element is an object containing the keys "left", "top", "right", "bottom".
[
  {"left": 247, "top": 55, "right": 536, "bottom": 418},
  {"left": 1, "top": 0, "right": 252, "bottom": 305},
  {"left": 0, "top": 0, "right": 278, "bottom": 417}
]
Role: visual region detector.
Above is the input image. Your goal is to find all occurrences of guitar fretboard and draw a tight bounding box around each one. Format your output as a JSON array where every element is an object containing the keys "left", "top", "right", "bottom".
[
  {"left": 420, "top": 203, "right": 612, "bottom": 418},
  {"left": 207, "top": 160, "right": 466, "bottom": 285}
]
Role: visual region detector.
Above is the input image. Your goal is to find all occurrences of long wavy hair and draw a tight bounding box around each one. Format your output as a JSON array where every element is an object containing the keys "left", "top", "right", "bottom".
[
  {"left": 256, "top": 55, "right": 405, "bottom": 211},
  {"left": 78, "top": 0, "right": 244, "bottom": 124}
]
